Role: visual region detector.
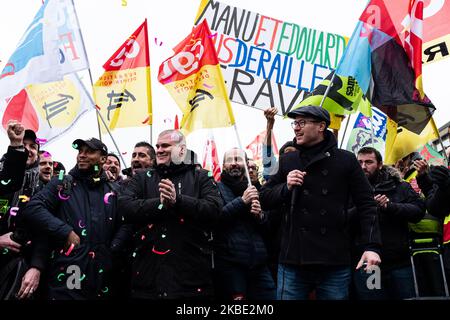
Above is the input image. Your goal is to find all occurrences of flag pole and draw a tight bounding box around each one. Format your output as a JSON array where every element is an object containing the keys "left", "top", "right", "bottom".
[
  {"left": 431, "top": 117, "right": 449, "bottom": 165},
  {"left": 70, "top": 0, "right": 102, "bottom": 141},
  {"left": 339, "top": 114, "right": 352, "bottom": 149},
  {"left": 233, "top": 124, "right": 252, "bottom": 187},
  {"left": 319, "top": 71, "right": 336, "bottom": 108},
  {"left": 71, "top": 0, "right": 126, "bottom": 167}
]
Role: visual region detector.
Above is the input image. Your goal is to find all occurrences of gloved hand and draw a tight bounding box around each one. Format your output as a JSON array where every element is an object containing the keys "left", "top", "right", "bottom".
[{"left": 429, "top": 166, "right": 450, "bottom": 189}]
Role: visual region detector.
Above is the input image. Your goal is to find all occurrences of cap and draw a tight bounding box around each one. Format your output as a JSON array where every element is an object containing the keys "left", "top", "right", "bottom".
[
  {"left": 72, "top": 138, "right": 108, "bottom": 155},
  {"left": 23, "top": 129, "right": 37, "bottom": 143},
  {"left": 287, "top": 105, "right": 330, "bottom": 126}
]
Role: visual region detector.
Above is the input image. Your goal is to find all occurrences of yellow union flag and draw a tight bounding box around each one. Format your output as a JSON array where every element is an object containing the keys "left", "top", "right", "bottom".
[
  {"left": 158, "top": 20, "right": 234, "bottom": 135},
  {"left": 93, "top": 20, "right": 152, "bottom": 132}
]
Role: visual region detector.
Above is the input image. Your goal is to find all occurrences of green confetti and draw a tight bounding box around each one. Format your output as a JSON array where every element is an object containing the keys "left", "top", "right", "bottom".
[
  {"left": 80, "top": 274, "right": 86, "bottom": 281},
  {"left": 2, "top": 248, "right": 8, "bottom": 254},
  {"left": 101, "top": 287, "right": 109, "bottom": 293},
  {"left": 58, "top": 170, "right": 65, "bottom": 181},
  {"left": 207, "top": 171, "right": 213, "bottom": 177},
  {"left": 99, "top": 269, "right": 104, "bottom": 274},
  {"left": 0, "top": 179, "right": 11, "bottom": 185},
  {"left": 81, "top": 229, "right": 87, "bottom": 236},
  {"left": 94, "top": 165, "right": 99, "bottom": 172},
  {"left": 57, "top": 273, "right": 65, "bottom": 281},
  {"left": 146, "top": 171, "right": 152, "bottom": 178},
  {"left": 132, "top": 252, "right": 137, "bottom": 258},
  {"left": 72, "top": 143, "right": 78, "bottom": 149},
  {"left": 158, "top": 204, "right": 163, "bottom": 210}
]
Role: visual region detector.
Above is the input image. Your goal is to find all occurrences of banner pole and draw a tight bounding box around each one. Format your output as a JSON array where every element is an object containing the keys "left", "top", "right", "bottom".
[
  {"left": 339, "top": 114, "right": 352, "bottom": 149},
  {"left": 71, "top": 0, "right": 102, "bottom": 141}
]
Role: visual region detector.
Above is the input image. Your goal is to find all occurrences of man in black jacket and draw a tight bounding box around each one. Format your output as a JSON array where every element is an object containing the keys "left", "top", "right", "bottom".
[
  {"left": 0, "top": 127, "right": 47, "bottom": 300},
  {"left": 260, "top": 106, "right": 381, "bottom": 300},
  {"left": 353, "top": 147, "right": 425, "bottom": 299},
  {"left": 23, "top": 138, "right": 126, "bottom": 300},
  {"left": 118, "top": 130, "right": 222, "bottom": 299},
  {"left": 213, "top": 148, "right": 275, "bottom": 300}
]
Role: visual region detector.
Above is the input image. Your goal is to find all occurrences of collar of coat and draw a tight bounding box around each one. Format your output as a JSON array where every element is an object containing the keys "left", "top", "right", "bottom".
[{"left": 373, "top": 166, "right": 402, "bottom": 192}]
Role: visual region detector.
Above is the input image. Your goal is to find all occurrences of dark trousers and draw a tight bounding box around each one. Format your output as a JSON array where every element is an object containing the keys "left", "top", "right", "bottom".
[{"left": 213, "top": 258, "right": 276, "bottom": 300}]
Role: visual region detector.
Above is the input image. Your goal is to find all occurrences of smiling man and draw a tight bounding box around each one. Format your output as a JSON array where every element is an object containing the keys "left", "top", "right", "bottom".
[
  {"left": 119, "top": 130, "right": 223, "bottom": 299},
  {"left": 38, "top": 150, "right": 53, "bottom": 185},
  {"left": 260, "top": 105, "right": 382, "bottom": 300},
  {"left": 24, "top": 137, "right": 127, "bottom": 300},
  {"left": 103, "top": 153, "right": 121, "bottom": 182}
]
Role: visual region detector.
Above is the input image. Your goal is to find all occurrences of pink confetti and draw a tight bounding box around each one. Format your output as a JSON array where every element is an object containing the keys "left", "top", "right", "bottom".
[
  {"left": 43, "top": 151, "right": 52, "bottom": 157},
  {"left": 152, "top": 246, "right": 171, "bottom": 255},
  {"left": 203, "top": 83, "right": 214, "bottom": 89},
  {"left": 104, "top": 192, "right": 115, "bottom": 204},
  {"left": 35, "top": 138, "right": 47, "bottom": 145},
  {"left": 65, "top": 243, "right": 75, "bottom": 256},
  {"left": 58, "top": 189, "right": 70, "bottom": 201},
  {"left": 88, "top": 251, "right": 95, "bottom": 259},
  {"left": 78, "top": 220, "right": 86, "bottom": 228},
  {"left": 9, "top": 207, "right": 19, "bottom": 216},
  {"left": 141, "top": 235, "right": 145, "bottom": 241}
]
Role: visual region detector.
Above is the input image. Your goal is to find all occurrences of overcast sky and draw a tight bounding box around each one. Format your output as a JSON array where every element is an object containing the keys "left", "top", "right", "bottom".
[{"left": 1, "top": 0, "right": 449, "bottom": 170}]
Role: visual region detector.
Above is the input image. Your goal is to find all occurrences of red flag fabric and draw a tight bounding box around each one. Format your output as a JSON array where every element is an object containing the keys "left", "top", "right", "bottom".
[
  {"left": 202, "top": 135, "right": 221, "bottom": 181},
  {"left": 245, "top": 130, "right": 279, "bottom": 162}
]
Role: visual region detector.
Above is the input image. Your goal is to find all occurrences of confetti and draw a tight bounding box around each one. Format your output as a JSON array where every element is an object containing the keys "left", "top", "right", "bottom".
[
  {"left": 9, "top": 207, "right": 19, "bottom": 216},
  {"left": 88, "top": 251, "right": 95, "bottom": 259},
  {"left": 78, "top": 220, "right": 86, "bottom": 228},
  {"left": 72, "top": 143, "right": 78, "bottom": 149},
  {"left": 256, "top": 42, "right": 266, "bottom": 47},
  {"left": 65, "top": 243, "right": 75, "bottom": 256},
  {"left": 1, "top": 179, "right": 11, "bottom": 185},
  {"left": 81, "top": 229, "right": 87, "bottom": 237},
  {"left": 57, "top": 273, "right": 65, "bottom": 281},
  {"left": 58, "top": 170, "right": 65, "bottom": 180},
  {"left": 161, "top": 234, "right": 166, "bottom": 238},
  {"left": 19, "top": 195, "right": 30, "bottom": 203},
  {"left": 203, "top": 83, "right": 214, "bottom": 89},
  {"left": 2, "top": 248, "right": 8, "bottom": 254},
  {"left": 58, "top": 189, "right": 70, "bottom": 201},
  {"left": 101, "top": 287, "right": 109, "bottom": 293},
  {"left": 151, "top": 246, "right": 171, "bottom": 255},
  {"left": 208, "top": 33, "right": 217, "bottom": 38},
  {"left": 93, "top": 177, "right": 100, "bottom": 182},
  {"left": 42, "top": 151, "right": 52, "bottom": 157},
  {"left": 207, "top": 171, "right": 213, "bottom": 177},
  {"left": 141, "top": 116, "right": 150, "bottom": 124},
  {"left": 94, "top": 165, "right": 99, "bottom": 172},
  {"left": 103, "top": 192, "right": 115, "bottom": 204},
  {"left": 147, "top": 171, "right": 152, "bottom": 178},
  {"left": 154, "top": 37, "right": 163, "bottom": 46},
  {"left": 121, "top": 0, "right": 127, "bottom": 6},
  {"left": 80, "top": 274, "right": 86, "bottom": 281},
  {"left": 158, "top": 204, "right": 163, "bottom": 210},
  {"left": 98, "top": 269, "right": 104, "bottom": 274},
  {"left": 141, "top": 235, "right": 145, "bottom": 241},
  {"left": 132, "top": 252, "right": 137, "bottom": 258},
  {"left": 35, "top": 138, "right": 47, "bottom": 145}
]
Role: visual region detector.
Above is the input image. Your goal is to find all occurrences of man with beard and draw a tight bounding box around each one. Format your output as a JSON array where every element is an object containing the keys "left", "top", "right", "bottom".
[
  {"left": 103, "top": 153, "right": 121, "bottom": 182},
  {"left": 213, "top": 148, "right": 275, "bottom": 300},
  {"left": 353, "top": 147, "right": 425, "bottom": 300},
  {"left": 0, "top": 128, "right": 48, "bottom": 300},
  {"left": 38, "top": 151, "right": 53, "bottom": 188},
  {"left": 23, "top": 138, "right": 127, "bottom": 299},
  {"left": 122, "top": 141, "right": 156, "bottom": 179},
  {"left": 247, "top": 159, "right": 261, "bottom": 189},
  {"left": 260, "top": 106, "right": 381, "bottom": 300},
  {"left": 118, "top": 130, "right": 222, "bottom": 299}
]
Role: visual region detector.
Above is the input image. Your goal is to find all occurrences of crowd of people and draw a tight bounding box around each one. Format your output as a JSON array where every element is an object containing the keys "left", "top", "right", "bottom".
[{"left": 0, "top": 105, "right": 449, "bottom": 300}]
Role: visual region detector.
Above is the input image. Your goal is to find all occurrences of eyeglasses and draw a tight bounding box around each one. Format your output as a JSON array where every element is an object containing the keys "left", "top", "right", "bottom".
[{"left": 291, "top": 120, "right": 321, "bottom": 129}]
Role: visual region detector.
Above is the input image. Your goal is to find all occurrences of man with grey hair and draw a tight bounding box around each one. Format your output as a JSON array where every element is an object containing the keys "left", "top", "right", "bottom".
[{"left": 119, "top": 129, "right": 223, "bottom": 299}]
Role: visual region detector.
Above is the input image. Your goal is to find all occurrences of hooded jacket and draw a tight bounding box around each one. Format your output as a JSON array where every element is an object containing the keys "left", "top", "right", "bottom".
[
  {"left": 118, "top": 163, "right": 222, "bottom": 299},
  {"left": 23, "top": 166, "right": 125, "bottom": 299}
]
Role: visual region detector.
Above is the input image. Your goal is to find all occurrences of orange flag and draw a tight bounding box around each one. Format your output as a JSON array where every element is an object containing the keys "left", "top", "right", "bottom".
[
  {"left": 158, "top": 20, "right": 234, "bottom": 135},
  {"left": 94, "top": 20, "right": 152, "bottom": 131}
]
